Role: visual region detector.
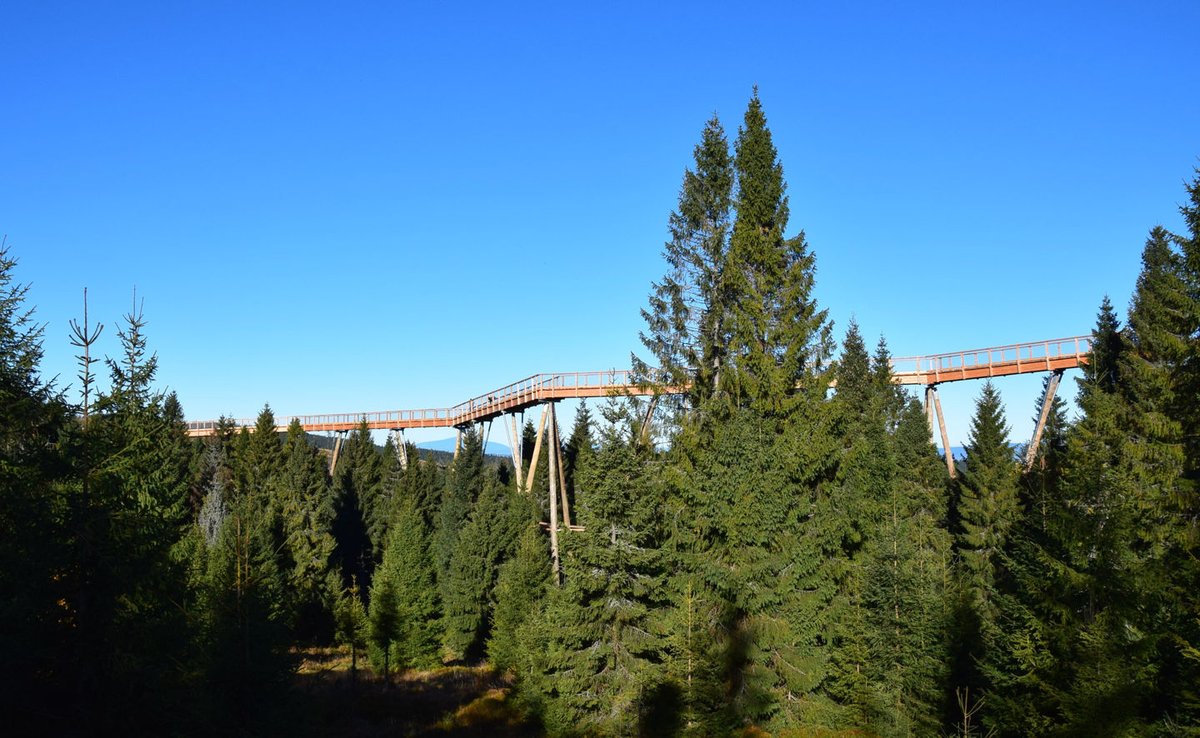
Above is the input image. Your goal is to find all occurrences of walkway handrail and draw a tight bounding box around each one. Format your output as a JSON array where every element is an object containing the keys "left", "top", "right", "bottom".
[{"left": 184, "top": 335, "right": 1095, "bottom": 435}]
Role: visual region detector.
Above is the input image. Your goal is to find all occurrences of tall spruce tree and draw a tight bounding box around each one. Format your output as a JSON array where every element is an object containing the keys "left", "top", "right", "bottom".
[
  {"left": 489, "top": 495, "right": 551, "bottom": 674},
  {"left": 279, "top": 418, "right": 337, "bottom": 640},
  {"left": 0, "top": 247, "right": 75, "bottom": 732},
  {"left": 79, "top": 297, "right": 198, "bottom": 732},
  {"left": 332, "top": 420, "right": 380, "bottom": 588},
  {"left": 441, "top": 475, "right": 521, "bottom": 661},
  {"left": 721, "top": 89, "right": 831, "bottom": 415},
  {"left": 636, "top": 115, "right": 734, "bottom": 409},
  {"left": 529, "top": 402, "right": 672, "bottom": 737},
  {"left": 376, "top": 494, "right": 441, "bottom": 670},
  {"left": 950, "top": 381, "right": 1020, "bottom": 730}
]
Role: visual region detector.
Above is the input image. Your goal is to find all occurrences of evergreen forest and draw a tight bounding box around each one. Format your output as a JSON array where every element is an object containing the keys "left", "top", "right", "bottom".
[{"left": 3, "top": 92, "right": 1199, "bottom": 737}]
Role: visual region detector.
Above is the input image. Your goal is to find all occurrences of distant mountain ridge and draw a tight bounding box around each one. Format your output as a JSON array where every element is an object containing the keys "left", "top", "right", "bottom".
[{"left": 417, "top": 437, "right": 512, "bottom": 458}]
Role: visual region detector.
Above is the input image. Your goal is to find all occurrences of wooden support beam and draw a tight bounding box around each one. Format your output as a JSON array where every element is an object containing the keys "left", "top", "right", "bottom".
[
  {"left": 925, "top": 386, "right": 936, "bottom": 438},
  {"left": 330, "top": 431, "right": 346, "bottom": 474},
  {"left": 547, "top": 405, "right": 561, "bottom": 584},
  {"left": 453, "top": 428, "right": 462, "bottom": 460},
  {"left": 550, "top": 403, "right": 572, "bottom": 530},
  {"left": 639, "top": 394, "right": 658, "bottom": 447},
  {"left": 1024, "top": 369, "right": 1064, "bottom": 471},
  {"left": 929, "top": 385, "right": 956, "bottom": 479},
  {"left": 391, "top": 429, "right": 409, "bottom": 469},
  {"left": 480, "top": 419, "right": 492, "bottom": 461},
  {"left": 508, "top": 414, "right": 524, "bottom": 490},
  {"left": 525, "top": 405, "right": 549, "bottom": 496}
]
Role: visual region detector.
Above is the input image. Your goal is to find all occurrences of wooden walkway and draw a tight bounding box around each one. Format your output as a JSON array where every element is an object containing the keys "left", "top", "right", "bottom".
[{"left": 185, "top": 335, "right": 1092, "bottom": 437}]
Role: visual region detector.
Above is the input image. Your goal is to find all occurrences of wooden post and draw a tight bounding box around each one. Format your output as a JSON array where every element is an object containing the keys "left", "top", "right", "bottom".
[
  {"left": 930, "top": 385, "right": 956, "bottom": 479},
  {"left": 1024, "top": 369, "right": 1064, "bottom": 470},
  {"left": 639, "top": 395, "right": 658, "bottom": 447},
  {"left": 925, "top": 386, "right": 936, "bottom": 438},
  {"left": 548, "top": 406, "right": 561, "bottom": 584},
  {"left": 392, "top": 429, "right": 409, "bottom": 469},
  {"left": 525, "top": 405, "right": 549, "bottom": 496},
  {"left": 508, "top": 414, "right": 524, "bottom": 490},
  {"left": 330, "top": 431, "right": 345, "bottom": 474},
  {"left": 550, "top": 403, "right": 572, "bottom": 530},
  {"left": 453, "top": 428, "right": 462, "bottom": 460}
]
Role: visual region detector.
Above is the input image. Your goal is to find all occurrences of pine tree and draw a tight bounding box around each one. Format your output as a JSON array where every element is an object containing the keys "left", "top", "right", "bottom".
[
  {"left": 1118, "top": 221, "right": 1196, "bottom": 730},
  {"left": 332, "top": 419, "right": 380, "bottom": 588},
  {"left": 489, "top": 498, "right": 551, "bottom": 673},
  {"left": 949, "top": 382, "right": 1020, "bottom": 731},
  {"left": 79, "top": 296, "right": 198, "bottom": 731},
  {"left": 435, "top": 426, "right": 486, "bottom": 615},
  {"left": 529, "top": 402, "right": 671, "bottom": 736},
  {"left": 563, "top": 401, "right": 595, "bottom": 511},
  {"left": 0, "top": 246, "right": 74, "bottom": 731},
  {"left": 955, "top": 382, "right": 1019, "bottom": 614},
  {"left": 368, "top": 566, "right": 401, "bottom": 681},
  {"left": 335, "top": 577, "right": 369, "bottom": 679},
  {"left": 279, "top": 418, "right": 337, "bottom": 641},
  {"left": 378, "top": 495, "right": 441, "bottom": 670},
  {"left": 721, "top": 89, "right": 832, "bottom": 415},
  {"left": 441, "top": 475, "right": 521, "bottom": 661},
  {"left": 636, "top": 115, "right": 734, "bottom": 408},
  {"left": 195, "top": 466, "right": 292, "bottom": 729}
]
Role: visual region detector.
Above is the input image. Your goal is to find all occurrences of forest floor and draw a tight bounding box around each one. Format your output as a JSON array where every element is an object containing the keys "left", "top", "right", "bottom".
[{"left": 292, "top": 647, "right": 544, "bottom": 737}]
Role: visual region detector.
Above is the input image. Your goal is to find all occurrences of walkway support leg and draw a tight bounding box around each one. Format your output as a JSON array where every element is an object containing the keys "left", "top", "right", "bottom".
[
  {"left": 1024, "top": 369, "right": 1064, "bottom": 471},
  {"left": 548, "top": 405, "right": 561, "bottom": 584},
  {"left": 550, "top": 403, "right": 571, "bottom": 530},
  {"left": 454, "top": 428, "right": 462, "bottom": 460},
  {"left": 525, "top": 405, "right": 549, "bottom": 496},
  {"left": 926, "top": 386, "right": 936, "bottom": 438},
  {"left": 508, "top": 414, "right": 524, "bottom": 491},
  {"left": 390, "top": 429, "right": 408, "bottom": 469},
  {"left": 929, "top": 385, "right": 956, "bottom": 479},
  {"left": 330, "top": 431, "right": 346, "bottom": 475}
]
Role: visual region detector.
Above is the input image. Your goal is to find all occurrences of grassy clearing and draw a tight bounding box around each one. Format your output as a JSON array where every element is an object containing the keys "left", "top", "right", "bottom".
[{"left": 291, "top": 646, "right": 541, "bottom": 737}]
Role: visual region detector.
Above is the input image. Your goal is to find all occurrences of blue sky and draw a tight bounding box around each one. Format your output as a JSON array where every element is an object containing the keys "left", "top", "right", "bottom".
[{"left": 2, "top": 1, "right": 1197, "bottom": 448}]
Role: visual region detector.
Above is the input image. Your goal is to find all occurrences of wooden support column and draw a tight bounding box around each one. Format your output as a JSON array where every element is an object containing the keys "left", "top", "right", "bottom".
[
  {"left": 453, "top": 428, "right": 462, "bottom": 460},
  {"left": 929, "top": 385, "right": 956, "bottom": 479},
  {"left": 330, "top": 431, "right": 346, "bottom": 474},
  {"left": 1024, "top": 369, "right": 1064, "bottom": 470},
  {"left": 480, "top": 419, "right": 492, "bottom": 461},
  {"left": 547, "top": 405, "right": 562, "bottom": 584},
  {"left": 508, "top": 414, "right": 524, "bottom": 490},
  {"left": 390, "top": 429, "right": 409, "bottom": 469},
  {"left": 925, "top": 386, "right": 936, "bottom": 438},
  {"left": 525, "top": 405, "right": 549, "bottom": 496},
  {"left": 549, "top": 403, "right": 572, "bottom": 530},
  {"left": 639, "top": 395, "right": 658, "bottom": 447}
]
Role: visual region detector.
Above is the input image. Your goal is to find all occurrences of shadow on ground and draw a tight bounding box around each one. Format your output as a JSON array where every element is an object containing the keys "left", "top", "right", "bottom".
[{"left": 292, "top": 648, "right": 543, "bottom": 738}]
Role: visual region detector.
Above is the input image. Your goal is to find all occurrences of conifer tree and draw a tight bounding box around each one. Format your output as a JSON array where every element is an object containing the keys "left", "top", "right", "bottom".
[
  {"left": 335, "top": 577, "right": 369, "bottom": 679},
  {"left": 377, "top": 495, "right": 441, "bottom": 670},
  {"left": 435, "top": 427, "right": 486, "bottom": 603},
  {"left": 80, "top": 297, "right": 198, "bottom": 730},
  {"left": 441, "top": 476, "right": 521, "bottom": 661},
  {"left": 636, "top": 115, "right": 734, "bottom": 408},
  {"left": 529, "top": 403, "right": 671, "bottom": 736},
  {"left": 721, "top": 89, "right": 832, "bottom": 415},
  {"left": 0, "top": 247, "right": 74, "bottom": 731},
  {"left": 950, "top": 381, "right": 1019, "bottom": 728},
  {"left": 332, "top": 420, "right": 380, "bottom": 588},
  {"left": 368, "top": 567, "right": 401, "bottom": 681},
  {"left": 489, "top": 498, "right": 550, "bottom": 673},
  {"left": 279, "top": 418, "right": 337, "bottom": 640},
  {"left": 563, "top": 401, "right": 595, "bottom": 509},
  {"left": 195, "top": 464, "right": 292, "bottom": 728}
]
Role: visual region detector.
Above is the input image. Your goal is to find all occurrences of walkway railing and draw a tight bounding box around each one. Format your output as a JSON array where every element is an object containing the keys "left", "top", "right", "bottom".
[{"left": 184, "top": 335, "right": 1093, "bottom": 436}]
